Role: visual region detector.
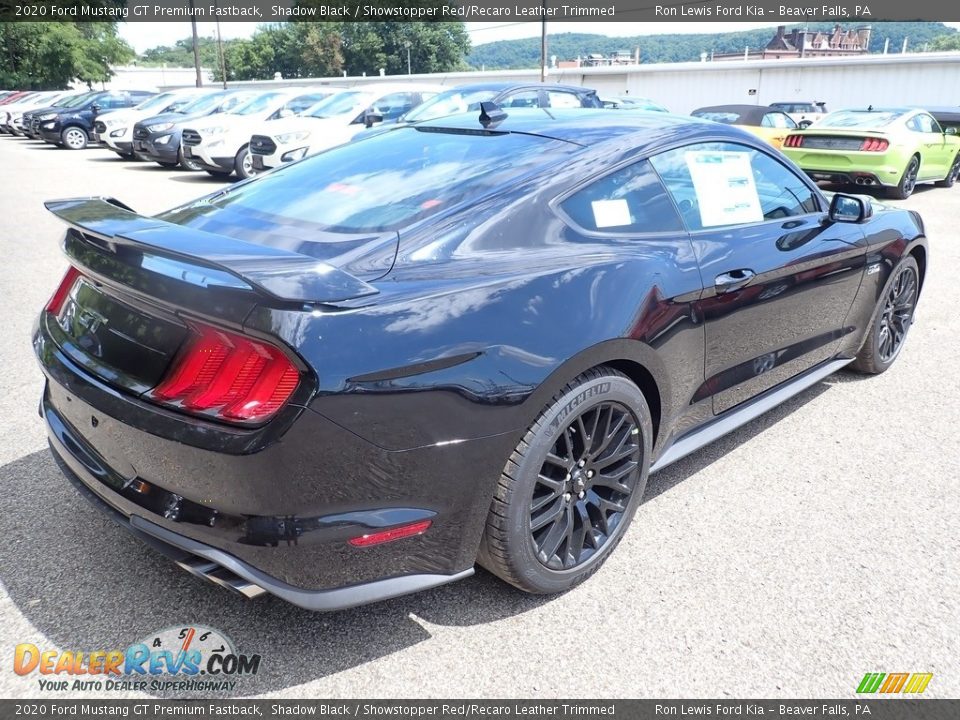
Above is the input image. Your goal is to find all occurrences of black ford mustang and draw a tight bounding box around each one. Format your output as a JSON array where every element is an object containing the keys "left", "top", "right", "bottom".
[{"left": 34, "top": 109, "right": 927, "bottom": 610}]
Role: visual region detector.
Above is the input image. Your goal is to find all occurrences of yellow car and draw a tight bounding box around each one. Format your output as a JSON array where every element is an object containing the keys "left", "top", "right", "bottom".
[{"left": 691, "top": 104, "right": 799, "bottom": 149}]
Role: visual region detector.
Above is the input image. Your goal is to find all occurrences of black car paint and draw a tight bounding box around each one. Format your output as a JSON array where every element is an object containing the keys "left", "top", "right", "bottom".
[
  {"left": 37, "top": 91, "right": 153, "bottom": 145},
  {"left": 34, "top": 110, "right": 927, "bottom": 608}
]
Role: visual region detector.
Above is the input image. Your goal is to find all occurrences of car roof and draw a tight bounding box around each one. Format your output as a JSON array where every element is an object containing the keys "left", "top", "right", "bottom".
[
  {"left": 693, "top": 104, "right": 781, "bottom": 125},
  {"left": 417, "top": 107, "right": 715, "bottom": 147}
]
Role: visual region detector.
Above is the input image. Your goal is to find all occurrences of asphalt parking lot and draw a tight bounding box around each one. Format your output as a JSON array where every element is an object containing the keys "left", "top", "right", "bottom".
[{"left": 0, "top": 134, "right": 957, "bottom": 700}]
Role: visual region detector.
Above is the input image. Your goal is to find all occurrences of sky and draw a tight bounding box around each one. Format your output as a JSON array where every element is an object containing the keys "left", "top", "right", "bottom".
[{"left": 119, "top": 21, "right": 960, "bottom": 54}]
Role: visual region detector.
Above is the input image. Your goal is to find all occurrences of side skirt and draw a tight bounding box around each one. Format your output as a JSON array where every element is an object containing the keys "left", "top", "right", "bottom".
[{"left": 650, "top": 357, "right": 853, "bottom": 473}]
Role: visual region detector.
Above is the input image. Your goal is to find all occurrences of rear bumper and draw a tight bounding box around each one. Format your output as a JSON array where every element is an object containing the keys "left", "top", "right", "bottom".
[
  {"left": 33, "top": 313, "right": 501, "bottom": 609},
  {"left": 782, "top": 149, "right": 902, "bottom": 187},
  {"left": 47, "top": 426, "right": 472, "bottom": 611}
]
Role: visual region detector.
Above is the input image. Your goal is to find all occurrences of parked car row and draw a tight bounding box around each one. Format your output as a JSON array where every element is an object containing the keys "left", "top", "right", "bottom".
[{"left": 1, "top": 82, "right": 624, "bottom": 182}]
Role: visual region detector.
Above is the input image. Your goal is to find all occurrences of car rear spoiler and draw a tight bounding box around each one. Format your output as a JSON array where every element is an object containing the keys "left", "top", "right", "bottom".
[{"left": 44, "top": 197, "right": 380, "bottom": 304}]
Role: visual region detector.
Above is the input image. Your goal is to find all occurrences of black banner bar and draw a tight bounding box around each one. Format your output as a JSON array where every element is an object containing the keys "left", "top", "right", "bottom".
[
  {"left": 2, "top": 700, "right": 960, "bottom": 720},
  {"left": 2, "top": 0, "right": 960, "bottom": 23}
]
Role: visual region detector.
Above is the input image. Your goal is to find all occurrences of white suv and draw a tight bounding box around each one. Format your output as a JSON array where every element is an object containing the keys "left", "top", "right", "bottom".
[
  {"left": 96, "top": 89, "right": 214, "bottom": 158},
  {"left": 181, "top": 88, "right": 333, "bottom": 178},
  {"left": 248, "top": 83, "right": 442, "bottom": 173}
]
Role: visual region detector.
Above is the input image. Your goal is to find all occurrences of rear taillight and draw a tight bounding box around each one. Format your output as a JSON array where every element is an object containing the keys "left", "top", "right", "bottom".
[
  {"left": 150, "top": 321, "right": 300, "bottom": 424},
  {"left": 46, "top": 266, "right": 82, "bottom": 314},
  {"left": 860, "top": 137, "right": 889, "bottom": 152},
  {"left": 783, "top": 135, "right": 804, "bottom": 148}
]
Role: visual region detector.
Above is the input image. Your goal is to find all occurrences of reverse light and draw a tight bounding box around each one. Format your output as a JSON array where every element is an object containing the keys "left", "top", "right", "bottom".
[
  {"left": 45, "top": 266, "right": 82, "bottom": 314},
  {"left": 150, "top": 321, "right": 301, "bottom": 424},
  {"left": 348, "top": 520, "right": 433, "bottom": 548},
  {"left": 860, "top": 137, "right": 889, "bottom": 152}
]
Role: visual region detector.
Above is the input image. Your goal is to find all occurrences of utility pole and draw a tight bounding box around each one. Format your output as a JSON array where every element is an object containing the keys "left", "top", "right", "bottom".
[
  {"left": 189, "top": 3, "right": 202, "bottom": 87},
  {"left": 214, "top": 5, "right": 227, "bottom": 89},
  {"left": 404, "top": 40, "right": 411, "bottom": 75},
  {"left": 539, "top": 0, "right": 548, "bottom": 82}
]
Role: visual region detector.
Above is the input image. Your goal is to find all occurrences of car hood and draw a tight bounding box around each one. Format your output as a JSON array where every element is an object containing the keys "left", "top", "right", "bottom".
[{"left": 191, "top": 115, "right": 265, "bottom": 134}]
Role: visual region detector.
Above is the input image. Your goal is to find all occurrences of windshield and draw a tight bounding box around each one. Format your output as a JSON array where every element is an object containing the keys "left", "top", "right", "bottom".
[
  {"left": 403, "top": 88, "right": 499, "bottom": 123},
  {"left": 819, "top": 110, "right": 905, "bottom": 129},
  {"left": 229, "top": 92, "right": 287, "bottom": 116},
  {"left": 176, "top": 91, "right": 224, "bottom": 115},
  {"left": 56, "top": 93, "right": 90, "bottom": 108},
  {"left": 307, "top": 91, "right": 369, "bottom": 119},
  {"left": 201, "top": 126, "right": 579, "bottom": 233},
  {"left": 133, "top": 93, "right": 178, "bottom": 113}
]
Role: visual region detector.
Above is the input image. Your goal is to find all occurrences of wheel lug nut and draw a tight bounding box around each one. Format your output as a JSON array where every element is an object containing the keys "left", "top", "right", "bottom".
[
  {"left": 586, "top": 470, "right": 594, "bottom": 478},
  {"left": 565, "top": 473, "right": 571, "bottom": 481},
  {"left": 578, "top": 459, "right": 585, "bottom": 467},
  {"left": 578, "top": 491, "right": 585, "bottom": 499},
  {"left": 563, "top": 493, "right": 572, "bottom": 502}
]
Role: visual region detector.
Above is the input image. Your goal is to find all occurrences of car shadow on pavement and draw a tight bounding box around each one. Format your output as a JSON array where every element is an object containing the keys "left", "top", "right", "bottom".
[{"left": 0, "top": 378, "right": 835, "bottom": 696}]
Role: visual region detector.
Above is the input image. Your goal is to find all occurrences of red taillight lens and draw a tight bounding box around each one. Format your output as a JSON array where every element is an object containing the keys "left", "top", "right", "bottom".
[
  {"left": 151, "top": 321, "right": 300, "bottom": 423},
  {"left": 46, "top": 266, "right": 82, "bottom": 315},
  {"left": 860, "top": 137, "right": 889, "bottom": 152},
  {"left": 348, "top": 520, "right": 433, "bottom": 548},
  {"left": 784, "top": 134, "right": 804, "bottom": 148}
]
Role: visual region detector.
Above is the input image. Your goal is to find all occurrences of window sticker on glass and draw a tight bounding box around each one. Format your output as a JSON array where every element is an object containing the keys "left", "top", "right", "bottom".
[
  {"left": 591, "top": 198, "right": 632, "bottom": 228},
  {"left": 684, "top": 151, "right": 763, "bottom": 227}
]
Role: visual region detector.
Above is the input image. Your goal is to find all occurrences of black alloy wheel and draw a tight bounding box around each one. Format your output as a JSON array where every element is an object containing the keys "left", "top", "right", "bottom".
[
  {"left": 936, "top": 154, "right": 960, "bottom": 187},
  {"left": 876, "top": 263, "right": 918, "bottom": 364},
  {"left": 531, "top": 401, "right": 641, "bottom": 570},
  {"left": 852, "top": 255, "right": 920, "bottom": 374},
  {"left": 478, "top": 368, "right": 652, "bottom": 594},
  {"left": 889, "top": 156, "right": 919, "bottom": 199}
]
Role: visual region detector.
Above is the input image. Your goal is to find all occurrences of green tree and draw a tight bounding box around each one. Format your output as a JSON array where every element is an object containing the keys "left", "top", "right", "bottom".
[
  {"left": 929, "top": 34, "right": 960, "bottom": 51},
  {"left": 0, "top": 22, "right": 133, "bottom": 89}
]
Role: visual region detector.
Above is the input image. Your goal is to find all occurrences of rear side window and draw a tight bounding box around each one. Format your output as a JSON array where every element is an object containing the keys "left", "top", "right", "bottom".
[
  {"left": 195, "top": 127, "right": 579, "bottom": 233},
  {"left": 560, "top": 160, "right": 683, "bottom": 234},
  {"left": 547, "top": 91, "right": 584, "bottom": 109}
]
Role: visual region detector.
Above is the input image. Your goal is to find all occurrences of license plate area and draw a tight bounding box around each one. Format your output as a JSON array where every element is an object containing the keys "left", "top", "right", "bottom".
[{"left": 53, "top": 278, "right": 189, "bottom": 394}]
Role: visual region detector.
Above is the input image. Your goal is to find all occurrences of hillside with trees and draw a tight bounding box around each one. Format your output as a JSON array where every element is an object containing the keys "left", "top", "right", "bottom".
[{"left": 467, "top": 22, "right": 959, "bottom": 69}]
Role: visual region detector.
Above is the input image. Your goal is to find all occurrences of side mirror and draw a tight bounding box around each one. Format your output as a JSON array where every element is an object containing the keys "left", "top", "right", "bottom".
[
  {"left": 277, "top": 107, "right": 293, "bottom": 119},
  {"left": 91, "top": 104, "right": 101, "bottom": 115},
  {"left": 829, "top": 193, "right": 873, "bottom": 223},
  {"left": 363, "top": 107, "right": 384, "bottom": 128},
  {"left": 945, "top": 126, "right": 957, "bottom": 135}
]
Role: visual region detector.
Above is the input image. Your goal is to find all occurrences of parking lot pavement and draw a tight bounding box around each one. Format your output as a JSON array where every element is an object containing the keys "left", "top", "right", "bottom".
[{"left": 0, "top": 134, "right": 957, "bottom": 700}]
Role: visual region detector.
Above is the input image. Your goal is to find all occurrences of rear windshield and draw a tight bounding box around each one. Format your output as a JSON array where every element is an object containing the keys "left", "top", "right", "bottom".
[
  {"left": 819, "top": 110, "right": 904, "bottom": 129},
  {"left": 202, "top": 127, "right": 579, "bottom": 233}
]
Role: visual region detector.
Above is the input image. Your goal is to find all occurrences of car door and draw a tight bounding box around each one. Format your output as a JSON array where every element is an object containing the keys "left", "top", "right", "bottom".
[
  {"left": 909, "top": 112, "right": 950, "bottom": 178},
  {"left": 650, "top": 140, "right": 867, "bottom": 414}
]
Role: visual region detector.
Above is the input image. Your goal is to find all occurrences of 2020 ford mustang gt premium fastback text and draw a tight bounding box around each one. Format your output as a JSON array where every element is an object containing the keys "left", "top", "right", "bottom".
[{"left": 34, "top": 109, "right": 927, "bottom": 610}]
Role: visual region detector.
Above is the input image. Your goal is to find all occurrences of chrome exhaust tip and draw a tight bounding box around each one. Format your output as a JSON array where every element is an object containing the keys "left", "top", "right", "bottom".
[{"left": 175, "top": 556, "right": 267, "bottom": 599}]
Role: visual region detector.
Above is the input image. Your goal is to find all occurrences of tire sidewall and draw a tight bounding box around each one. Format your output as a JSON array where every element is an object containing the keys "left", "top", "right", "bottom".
[{"left": 503, "top": 374, "right": 653, "bottom": 594}]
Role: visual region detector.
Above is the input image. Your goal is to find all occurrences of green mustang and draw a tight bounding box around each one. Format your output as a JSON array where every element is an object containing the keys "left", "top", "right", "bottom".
[{"left": 781, "top": 107, "right": 960, "bottom": 199}]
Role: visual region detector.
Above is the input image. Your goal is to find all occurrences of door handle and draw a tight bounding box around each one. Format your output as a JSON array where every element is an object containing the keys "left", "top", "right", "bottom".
[{"left": 715, "top": 269, "right": 756, "bottom": 293}]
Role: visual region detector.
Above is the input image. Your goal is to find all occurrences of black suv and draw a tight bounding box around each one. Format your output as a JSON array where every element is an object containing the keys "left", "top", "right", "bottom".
[{"left": 36, "top": 90, "right": 154, "bottom": 149}]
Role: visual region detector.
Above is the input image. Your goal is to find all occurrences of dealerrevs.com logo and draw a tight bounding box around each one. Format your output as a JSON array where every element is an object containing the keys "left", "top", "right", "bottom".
[{"left": 13, "top": 625, "right": 261, "bottom": 693}]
